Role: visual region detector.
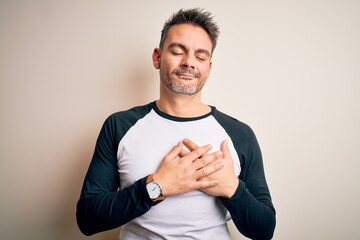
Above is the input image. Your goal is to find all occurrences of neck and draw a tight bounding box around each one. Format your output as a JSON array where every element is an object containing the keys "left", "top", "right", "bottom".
[{"left": 157, "top": 89, "right": 211, "bottom": 118}]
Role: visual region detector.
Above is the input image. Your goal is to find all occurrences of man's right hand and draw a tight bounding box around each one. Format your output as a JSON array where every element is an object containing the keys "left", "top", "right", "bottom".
[{"left": 153, "top": 141, "right": 224, "bottom": 197}]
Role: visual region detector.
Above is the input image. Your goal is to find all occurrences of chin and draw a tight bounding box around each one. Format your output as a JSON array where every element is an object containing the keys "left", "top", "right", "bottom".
[{"left": 166, "top": 84, "right": 198, "bottom": 95}]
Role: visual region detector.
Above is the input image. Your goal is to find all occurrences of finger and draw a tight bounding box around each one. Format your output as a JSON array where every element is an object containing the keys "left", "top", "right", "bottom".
[
  {"left": 193, "top": 151, "right": 223, "bottom": 170},
  {"left": 181, "top": 144, "right": 212, "bottom": 164},
  {"left": 179, "top": 139, "right": 200, "bottom": 157},
  {"left": 182, "top": 138, "right": 200, "bottom": 151},
  {"left": 195, "top": 179, "right": 219, "bottom": 189},
  {"left": 164, "top": 142, "right": 183, "bottom": 160},
  {"left": 179, "top": 148, "right": 189, "bottom": 158},
  {"left": 192, "top": 160, "right": 224, "bottom": 179},
  {"left": 183, "top": 138, "right": 211, "bottom": 160},
  {"left": 221, "top": 140, "right": 230, "bottom": 158}
]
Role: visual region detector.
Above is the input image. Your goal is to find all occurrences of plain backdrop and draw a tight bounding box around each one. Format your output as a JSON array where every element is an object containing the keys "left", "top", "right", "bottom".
[{"left": 1, "top": 1, "right": 359, "bottom": 239}]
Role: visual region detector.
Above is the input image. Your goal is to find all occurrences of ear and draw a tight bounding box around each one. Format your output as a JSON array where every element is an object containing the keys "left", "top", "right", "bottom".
[{"left": 152, "top": 48, "right": 161, "bottom": 69}]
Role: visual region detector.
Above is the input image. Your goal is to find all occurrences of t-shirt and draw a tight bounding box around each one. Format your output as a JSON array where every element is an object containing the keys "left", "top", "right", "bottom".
[{"left": 77, "top": 101, "right": 276, "bottom": 239}]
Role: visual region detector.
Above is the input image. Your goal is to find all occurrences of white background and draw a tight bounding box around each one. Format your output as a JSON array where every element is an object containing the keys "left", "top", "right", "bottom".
[{"left": 1, "top": 1, "right": 359, "bottom": 239}]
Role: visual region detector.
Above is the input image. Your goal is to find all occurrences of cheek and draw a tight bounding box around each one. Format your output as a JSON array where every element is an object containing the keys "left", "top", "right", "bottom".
[
  {"left": 160, "top": 58, "right": 175, "bottom": 72},
  {"left": 163, "top": 54, "right": 179, "bottom": 66},
  {"left": 159, "top": 59, "right": 169, "bottom": 72},
  {"left": 200, "top": 65, "right": 211, "bottom": 78}
]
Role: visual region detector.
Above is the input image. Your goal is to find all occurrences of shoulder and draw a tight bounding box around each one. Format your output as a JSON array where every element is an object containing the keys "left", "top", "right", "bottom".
[
  {"left": 212, "top": 107, "right": 256, "bottom": 142},
  {"left": 105, "top": 102, "right": 153, "bottom": 126},
  {"left": 99, "top": 102, "right": 153, "bottom": 141}
]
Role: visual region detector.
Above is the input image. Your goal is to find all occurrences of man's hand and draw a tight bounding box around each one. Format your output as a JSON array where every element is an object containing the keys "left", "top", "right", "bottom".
[
  {"left": 181, "top": 138, "right": 239, "bottom": 199},
  {"left": 154, "top": 141, "right": 224, "bottom": 197}
]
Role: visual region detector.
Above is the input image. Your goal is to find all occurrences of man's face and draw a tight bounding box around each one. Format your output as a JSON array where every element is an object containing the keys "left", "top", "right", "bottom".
[{"left": 153, "top": 24, "right": 213, "bottom": 95}]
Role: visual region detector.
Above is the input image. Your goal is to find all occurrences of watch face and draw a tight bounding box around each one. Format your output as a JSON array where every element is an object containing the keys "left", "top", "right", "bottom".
[{"left": 146, "top": 181, "right": 161, "bottom": 199}]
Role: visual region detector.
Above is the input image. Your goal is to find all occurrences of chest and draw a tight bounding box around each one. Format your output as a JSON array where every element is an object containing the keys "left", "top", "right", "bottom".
[{"left": 116, "top": 111, "right": 241, "bottom": 189}]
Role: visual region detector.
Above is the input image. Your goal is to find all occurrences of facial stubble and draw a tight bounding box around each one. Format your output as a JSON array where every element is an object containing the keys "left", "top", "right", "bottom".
[{"left": 160, "top": 68, "right": 206, "bottom": 96}]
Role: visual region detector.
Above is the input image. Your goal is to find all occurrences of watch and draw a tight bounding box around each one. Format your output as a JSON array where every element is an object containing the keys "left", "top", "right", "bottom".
[{"left": 146, "top": 174, "right": 166, "bottom": 202}]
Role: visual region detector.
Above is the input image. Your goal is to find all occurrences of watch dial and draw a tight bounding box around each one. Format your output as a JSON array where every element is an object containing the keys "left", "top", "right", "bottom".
[{"left": 146, "top": 182, "right": 161, "bottom": 199}]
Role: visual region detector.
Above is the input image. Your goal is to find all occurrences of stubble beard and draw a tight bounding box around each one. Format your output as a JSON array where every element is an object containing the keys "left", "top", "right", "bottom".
[{"left": 160, "top": 69, "right": 205, "bottom": 96}]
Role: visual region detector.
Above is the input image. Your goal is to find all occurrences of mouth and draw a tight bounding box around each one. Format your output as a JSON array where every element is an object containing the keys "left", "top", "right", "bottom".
[
  {"left": 176, "top": 73, "right": 196, "bottom": 80},
  {"left": 173, "top": 69, "right": 200, "bottom": 80}
]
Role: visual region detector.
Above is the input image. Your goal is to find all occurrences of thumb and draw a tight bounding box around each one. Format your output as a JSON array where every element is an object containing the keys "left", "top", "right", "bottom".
[{"left": 220, "top": 140, "right": 230, "bottom": 157}]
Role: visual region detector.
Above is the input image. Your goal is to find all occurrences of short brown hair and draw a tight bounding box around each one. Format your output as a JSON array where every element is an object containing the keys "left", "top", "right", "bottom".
[{"left": 159, "top": 8, "right": 220, "bottom": 54}]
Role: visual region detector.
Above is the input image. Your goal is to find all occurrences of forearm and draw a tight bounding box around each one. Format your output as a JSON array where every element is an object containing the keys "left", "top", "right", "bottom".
[
  {"left": 76, "top": 176, "right": 157, "bottom": 236},
  {"left": 222, "top": 181, "right": 276, "bottom": 240}
]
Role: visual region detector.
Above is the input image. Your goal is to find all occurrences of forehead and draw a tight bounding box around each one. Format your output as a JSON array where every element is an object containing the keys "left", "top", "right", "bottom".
[{"left": 164, "top": 24, "right": 212, "bottom": 52}]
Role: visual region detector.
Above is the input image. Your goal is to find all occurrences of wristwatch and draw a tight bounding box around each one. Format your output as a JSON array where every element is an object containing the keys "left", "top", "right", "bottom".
[{"left": 146, "top": 174, "right": 166, "bottom": 202}]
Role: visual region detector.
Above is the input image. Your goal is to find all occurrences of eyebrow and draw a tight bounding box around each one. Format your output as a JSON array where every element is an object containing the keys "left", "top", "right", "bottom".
[{"left": 168, "top": 42, "right": 211, "bottom": 57}]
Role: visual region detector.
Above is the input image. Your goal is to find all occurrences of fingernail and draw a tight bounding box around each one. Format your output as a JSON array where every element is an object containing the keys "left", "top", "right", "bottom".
[{"left": 183, "top": 138, "right": 188, "bottom": 142}]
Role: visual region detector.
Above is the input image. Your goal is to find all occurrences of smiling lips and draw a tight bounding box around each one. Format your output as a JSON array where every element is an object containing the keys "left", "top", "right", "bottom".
[
  {"left": 177, "top": 73, "right": 196, "bottom": 79},
  {"left": 173, "top": 69, "right": 200, "bottom": 79}
]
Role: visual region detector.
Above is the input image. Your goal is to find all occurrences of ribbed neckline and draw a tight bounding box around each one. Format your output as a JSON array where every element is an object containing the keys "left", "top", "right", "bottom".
[{"left": 151, "top": 101, "right": 215, "bottom": 122}]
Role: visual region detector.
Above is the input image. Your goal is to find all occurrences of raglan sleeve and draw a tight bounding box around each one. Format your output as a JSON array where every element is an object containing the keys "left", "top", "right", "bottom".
[
  {"left": 76, "top": 115, "right": 158, "bottom": 236},
  {"left": 221, "top": 125, "right": 276, "bottom": 240}
]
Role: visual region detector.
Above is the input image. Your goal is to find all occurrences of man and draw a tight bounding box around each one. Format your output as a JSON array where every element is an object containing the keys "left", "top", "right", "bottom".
[{"left": 77, "top": 8, "right": 276, "bottom": 240}]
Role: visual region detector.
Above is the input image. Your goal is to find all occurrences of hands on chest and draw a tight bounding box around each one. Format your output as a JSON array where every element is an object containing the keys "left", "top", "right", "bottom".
[{"left": 152, "top": 138, "right": 239, "bottom": 199}]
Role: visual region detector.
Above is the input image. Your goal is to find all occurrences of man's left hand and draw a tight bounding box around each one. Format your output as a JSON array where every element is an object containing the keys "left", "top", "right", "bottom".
[{"left": 180, "top": 138, "right": 239, "bottom": 199}]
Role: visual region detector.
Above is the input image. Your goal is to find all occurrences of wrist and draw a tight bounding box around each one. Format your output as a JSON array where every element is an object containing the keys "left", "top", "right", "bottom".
[
  {"left": 153, "top": 172, "right": 168, "bottom": 196},
  {"left": 222, "top": 178, "right": 239, "bottom": 199},
  {"left": 146, "top": 173, "right": 166, "bottom": 202}
]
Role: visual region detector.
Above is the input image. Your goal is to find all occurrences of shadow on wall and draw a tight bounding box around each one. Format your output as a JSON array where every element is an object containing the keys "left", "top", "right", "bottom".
[{"left": 115, "top": 53, "right": 158, "bottom": 108}]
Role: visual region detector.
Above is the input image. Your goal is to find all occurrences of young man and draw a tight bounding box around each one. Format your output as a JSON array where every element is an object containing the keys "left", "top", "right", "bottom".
[{"left": 77, "top": 8, "right": 276, "bottom": 240}]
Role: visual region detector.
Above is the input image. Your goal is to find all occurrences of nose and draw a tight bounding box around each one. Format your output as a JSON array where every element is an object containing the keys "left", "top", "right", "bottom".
[{"left": 181, "top": 54, "right": 195, "bottom": 69}]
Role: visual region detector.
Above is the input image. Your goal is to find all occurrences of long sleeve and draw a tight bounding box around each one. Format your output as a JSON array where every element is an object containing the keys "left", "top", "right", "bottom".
[
  {"left": 214, "top": 110, "right": 276, "bottom": 239},
  {"left": 221, "top": 139, "right": 276, "bottom": 239},
  {"left": 76, "top": 109, "right": 158, "bottom": 236}
]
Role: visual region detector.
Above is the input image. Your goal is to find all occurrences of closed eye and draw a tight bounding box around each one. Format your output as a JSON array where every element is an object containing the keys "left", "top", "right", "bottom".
[
  {"left": 196, "top": 54, "right": 209, "bottom": 62},
  {"left": 171, "top": 51, "right": 184, "bottom": 56},
  {"left": 196, "top": 56, "right": 206, "bottom": 61},
  {"left": 168, "top": 43, "right": 186, "bottom": 56}
]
